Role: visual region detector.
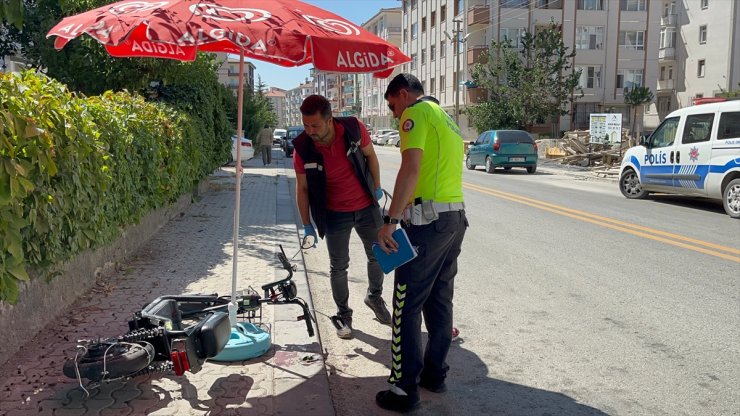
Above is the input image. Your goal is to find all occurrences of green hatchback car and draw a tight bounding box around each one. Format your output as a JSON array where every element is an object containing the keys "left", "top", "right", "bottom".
[{"left": 466, "top": 130, "right": 538, "bottom": 174}]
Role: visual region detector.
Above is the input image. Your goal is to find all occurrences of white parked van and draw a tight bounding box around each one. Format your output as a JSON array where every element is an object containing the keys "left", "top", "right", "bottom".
[{"left": 618, "top": 100, "right": 740, "bottom": 218}]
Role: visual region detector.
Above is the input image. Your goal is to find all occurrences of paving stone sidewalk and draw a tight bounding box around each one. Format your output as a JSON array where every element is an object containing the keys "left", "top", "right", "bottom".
[{"left": 0, "top": 150, "right": 333, "bottom": 416}]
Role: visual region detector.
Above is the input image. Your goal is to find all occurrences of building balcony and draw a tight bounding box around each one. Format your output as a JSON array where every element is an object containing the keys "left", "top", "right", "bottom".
[
  {"left": 467, "top": 87, "right": 487, "bottom": 104},
  {"left": 467, "top": 5, "right": 490, "bottom": 27},
  {"left": 658, "top": 47, "right": 675, "bottom": 61},
  {"left": 660, "top": 14, "right": 676, "bottom": 27},
  {"left": 381, "top": 27, "right": 402, "bottom": 40},
  {"left": 657, "top": 79, "right": 674, "bottom": 91},
  {"left": 467, "top": 45, "right": 489, "bottom": 66}
]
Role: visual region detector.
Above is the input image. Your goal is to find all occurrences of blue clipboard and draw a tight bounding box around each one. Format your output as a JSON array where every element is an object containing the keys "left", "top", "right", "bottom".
[{"left": 372, "top": 228, "right": 418, "bottom": 274}]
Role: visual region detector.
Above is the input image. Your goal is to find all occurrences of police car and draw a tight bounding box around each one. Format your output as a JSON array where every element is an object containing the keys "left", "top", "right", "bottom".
[{"left": 618, "top": 100, "right": 740, "bottom": 218}]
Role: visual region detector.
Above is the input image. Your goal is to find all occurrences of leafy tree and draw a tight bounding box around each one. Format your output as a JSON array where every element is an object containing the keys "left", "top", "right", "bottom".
[
  {"left": 240, "top": 77, "right": 276, "bottom": 138},
  {"left": 469, "top": 21, "right": 582, "bottom": 132},
  {"left": 623, "top": 86, "right": 654, "bottom": 139},
  {"left": 0, "top": 0, "right": 24, "bottom": 29}
]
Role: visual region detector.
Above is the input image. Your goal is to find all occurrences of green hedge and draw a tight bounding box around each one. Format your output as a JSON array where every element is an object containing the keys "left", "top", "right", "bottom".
[{"left": 0, "top": 71, "right": 227, "bottom": 304}]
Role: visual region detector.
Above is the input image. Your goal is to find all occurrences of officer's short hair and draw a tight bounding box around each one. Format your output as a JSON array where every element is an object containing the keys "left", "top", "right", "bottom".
[
  {"left": 385, "top": 73, "right": 424, "bottom": 99},
  {"left": 300, "top": 95, "right": 332, "bottom": 119}
]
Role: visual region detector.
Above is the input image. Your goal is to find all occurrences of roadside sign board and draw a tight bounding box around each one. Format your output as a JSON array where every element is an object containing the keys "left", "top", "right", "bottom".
[{"left": 589, "top": 113, "right": 622, "bottom": 144}]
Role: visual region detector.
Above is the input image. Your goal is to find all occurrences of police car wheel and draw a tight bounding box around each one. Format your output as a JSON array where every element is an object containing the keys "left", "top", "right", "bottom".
[
  {"left": 722, "top": 178, "right": 740, "bottom": 219},
  {"left": 619, "top": 169, "right": 649, "bottom": 199}
]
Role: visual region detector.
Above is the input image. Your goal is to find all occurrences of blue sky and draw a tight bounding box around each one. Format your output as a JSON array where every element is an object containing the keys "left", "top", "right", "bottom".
[{"left": 252, "top": 0, "right": 400, "bottom": 90}]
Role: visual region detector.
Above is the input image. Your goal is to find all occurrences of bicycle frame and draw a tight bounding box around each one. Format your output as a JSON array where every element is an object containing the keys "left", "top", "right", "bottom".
[{"left": 64, "top": 245, "right": 314, "bottom": 386}]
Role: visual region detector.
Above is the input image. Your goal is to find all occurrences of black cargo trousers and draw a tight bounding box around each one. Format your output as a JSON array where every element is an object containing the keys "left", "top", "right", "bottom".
[{"left": 387, "top": 209, "right": 468, "bottom": 395}]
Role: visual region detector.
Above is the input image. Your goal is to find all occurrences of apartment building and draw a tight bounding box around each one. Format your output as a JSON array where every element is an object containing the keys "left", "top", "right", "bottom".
[
  {"left": 400, "top": 0, "right": 660, "bottom": 138},
  {"left": 285, "top": 79, "right": 316, "bottom": 127},
  {"left": 265, "top": 87, "right": 288, "bottom": 128},
  {"left": 648, "top": 0, "right": 740, "bottom": 126},
  {"left": 214, "top": 53, "right": 256, "bottom": 94},
  {"left": 360, "top": 8, "right": 404, "bottom": 130}
]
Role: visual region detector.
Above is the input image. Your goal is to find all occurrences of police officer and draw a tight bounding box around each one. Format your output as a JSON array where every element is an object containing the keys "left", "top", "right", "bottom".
[{"left": 375, "top": 74, "right": 468, "bottom": 412}]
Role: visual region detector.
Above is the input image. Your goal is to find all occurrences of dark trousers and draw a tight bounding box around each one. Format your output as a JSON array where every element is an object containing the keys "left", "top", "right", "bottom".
[
  {"left": 388, "top": 210, "right": 468, "bottom": 394},
  {"left": 324, "top": 205, "right": 384, "bottom": 318},
  {"left": 260, "top": 144, "right": 272, "bottom": 165}
]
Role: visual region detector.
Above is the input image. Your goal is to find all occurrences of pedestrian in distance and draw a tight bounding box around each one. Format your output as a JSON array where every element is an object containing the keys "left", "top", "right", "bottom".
[
  {"left": 256, "top": 123, "right": 273, "bottom": 166},
  {"left": 293, "top": 94, "right": 392, "bottom": 339},
  {"left": 375, "top": 73, "right": 469, "bottom": 412}
]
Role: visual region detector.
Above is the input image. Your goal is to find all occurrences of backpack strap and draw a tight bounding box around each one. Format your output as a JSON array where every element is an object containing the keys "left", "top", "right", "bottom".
[{"left": 335, "top": 116, "right": 362, "bottom": 156}]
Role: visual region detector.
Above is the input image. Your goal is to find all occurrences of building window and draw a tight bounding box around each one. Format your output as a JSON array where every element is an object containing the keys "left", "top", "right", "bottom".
[
  {"left": 440, "top": 75, "right": 446, "bottom": 92},
  {"left": 431, "top": 11, "right": 436, "bottom": 27},
  {"left": 431, "top": 44, "right": 436, "bottom": 61},
  {"left": 578, "top": 0, "right": 605, "bottom": 10},
  {"left": 440, "top": 40, "right": 446, "bottom": 58},
  {"left": 411, "top": 23, "right": 418, "bottom": 40},
  {"left": 422, "top": 17, "right": 427, "bottom": 33},
  {"left": 440, "top": 5, "right": 446, "bottom": 21},
  {"left": 620, "top": 0, "right": 646, "bottom": 11},
  {"left": 403, "top": 29, "right": 407, "bottom": 43},
  {"left": 701, "top": 0, "right": 708, "bottom": 9},
  {"left": 421, "top": 48, "right": 426, "bottom": 65},
  {"left": 536, "top": 0, "right": 563, "bottom": 8},
  {"left": 657, "top": 96, "right": 672, "bottom": 113},
  {"left": 576, "top": 65, "right": 602, "bottom": 88},
  {"left": 501, "top": 0, "right": 529, "bottom": 7},
  {"left": 699, "top": 25, "right": 707, "bottom": 44},
  {"left": 619, "top": 31, "right": 645, "bottom": 51},
  {"left": 455, "top": 0, "right": 464, "bottom": 15},
  {"left": 660, "top": 28, "right": 676, "bottom": 49},
  {"left": 411, "top": 0, "right": 417, "bottom": 9},
  {"left": 697, "top": 59, "right": 705, "bottom": 77},
  {"left": 617, "top": 69, "right": 643, "bottom": 90},
  {"left": 411, "top": 53, "right": 418, "bottom": 70},
  {"left": 500, "top": 28, "right": 526, "bottom": 48},
  {"left": 430, "top": 77, "right": 436, "bottom": 94},
  {"left": 575, "top": 26, "right": 605, "bottom": 50}
]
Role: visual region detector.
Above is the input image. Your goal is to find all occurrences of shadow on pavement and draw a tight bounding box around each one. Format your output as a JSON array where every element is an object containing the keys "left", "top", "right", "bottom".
[{"left": 326, "top": 330, "right": 608, "bottom": 416}]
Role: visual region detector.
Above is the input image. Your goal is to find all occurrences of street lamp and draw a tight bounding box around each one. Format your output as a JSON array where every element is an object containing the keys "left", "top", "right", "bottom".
[{"left": 445, "top": 19, "right": 469, "bottom": 126}]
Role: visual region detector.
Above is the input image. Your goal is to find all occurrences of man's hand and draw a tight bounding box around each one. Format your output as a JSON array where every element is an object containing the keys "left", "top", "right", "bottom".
[
  {"left": 302, "top": 224, "right": 318, "bottom": 248},
  {"left": 375, "top": 187, "right": 384, "bottom": 201},
  {"left": 376, "top": 223, "right": 398, "bottom": 254}
]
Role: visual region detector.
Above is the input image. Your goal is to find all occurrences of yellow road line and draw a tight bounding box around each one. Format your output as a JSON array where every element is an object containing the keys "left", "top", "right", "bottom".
[{"left": 463, "top": 182, "right": 740, "bottom": 263}]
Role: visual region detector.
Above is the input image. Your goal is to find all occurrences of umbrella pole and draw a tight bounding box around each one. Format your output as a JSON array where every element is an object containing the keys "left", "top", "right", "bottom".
[{"left": 230, "top": 48, "right": 246, "bottom": 327}]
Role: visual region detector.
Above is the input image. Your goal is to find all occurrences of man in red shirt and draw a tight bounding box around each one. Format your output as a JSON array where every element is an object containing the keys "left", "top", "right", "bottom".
[{"left": 293, "top": 95, "right": 391, "bottom": 339}]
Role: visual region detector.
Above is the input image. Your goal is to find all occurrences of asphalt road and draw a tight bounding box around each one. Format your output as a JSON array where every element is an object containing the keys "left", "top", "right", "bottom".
[{"left": 303, "top": 145, "right": 740, "bottom": 416}]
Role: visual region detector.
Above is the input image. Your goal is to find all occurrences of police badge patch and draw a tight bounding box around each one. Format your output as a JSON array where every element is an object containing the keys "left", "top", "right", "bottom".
[{"left": 402, "top": 119, "right": 414, "bottom": 132}]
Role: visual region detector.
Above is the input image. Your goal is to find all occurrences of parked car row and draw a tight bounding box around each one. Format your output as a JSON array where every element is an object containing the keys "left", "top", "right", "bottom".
[
  {"left": 282, "top": 126, "right": 303, "bottom": 157},
  {"left": 371, "top": 129, "right": 400, "bottom": 147}
]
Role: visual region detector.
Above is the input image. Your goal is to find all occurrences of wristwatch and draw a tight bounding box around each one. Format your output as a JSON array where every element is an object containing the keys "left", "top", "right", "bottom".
[{"left": 383, "top": 215, "right": 401, "bottom": 225}]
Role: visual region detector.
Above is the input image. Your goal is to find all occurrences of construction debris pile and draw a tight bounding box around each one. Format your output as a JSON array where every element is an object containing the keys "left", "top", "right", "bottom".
[{"left": 537, "top": 129, "right": 637, "bottom": 176}]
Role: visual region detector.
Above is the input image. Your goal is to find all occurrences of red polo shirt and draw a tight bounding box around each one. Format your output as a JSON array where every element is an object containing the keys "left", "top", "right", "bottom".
[{"left": 294, "top": 120, "right": 374, "bottom": 212}]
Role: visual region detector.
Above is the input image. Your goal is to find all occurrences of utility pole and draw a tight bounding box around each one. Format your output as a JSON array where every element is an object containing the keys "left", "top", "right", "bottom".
[{"left": 452, "top": 18, "right": 462, "bottom": 126}]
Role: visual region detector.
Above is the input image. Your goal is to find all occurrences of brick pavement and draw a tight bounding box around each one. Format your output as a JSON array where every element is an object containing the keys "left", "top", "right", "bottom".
[{"left": 0, "top": 149, "right": 333, "bottom": 416}]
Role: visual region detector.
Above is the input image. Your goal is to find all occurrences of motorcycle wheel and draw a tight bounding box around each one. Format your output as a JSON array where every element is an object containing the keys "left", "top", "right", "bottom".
[{"left": 63, "top": 341, "right": 154, "bottom": 382}]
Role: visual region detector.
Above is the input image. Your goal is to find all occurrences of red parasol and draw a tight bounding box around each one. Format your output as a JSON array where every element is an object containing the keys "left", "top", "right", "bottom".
[{"left": 47, "top": 0, "right": 410, "bottom": 330}]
